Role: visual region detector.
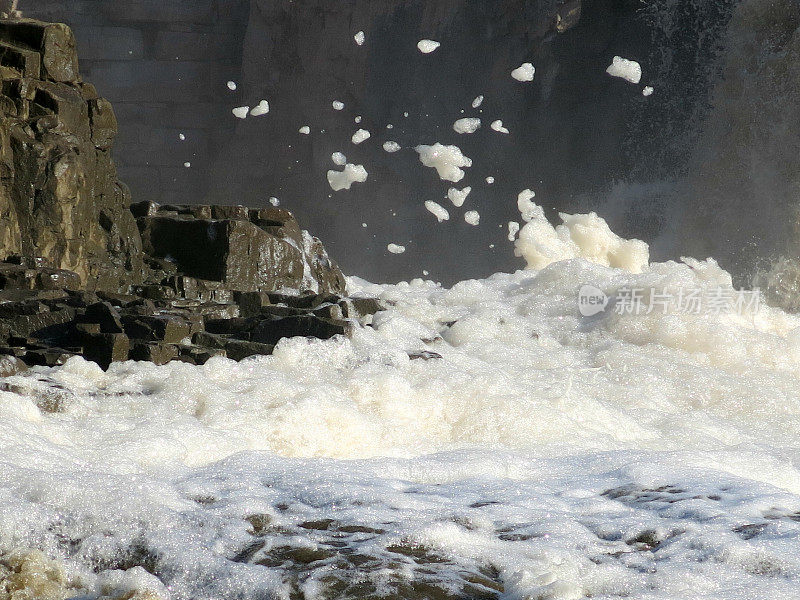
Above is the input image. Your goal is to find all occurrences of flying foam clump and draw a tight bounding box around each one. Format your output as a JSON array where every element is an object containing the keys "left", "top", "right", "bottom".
[
  {"left": 327, "top": 164, "right": 368, "bottom": 191},
  {"left": 415, "top": 143, "right": 472, "bottom": 182},
  {"left": 606, "top": 56, "right": 642, "bottom": 84}
]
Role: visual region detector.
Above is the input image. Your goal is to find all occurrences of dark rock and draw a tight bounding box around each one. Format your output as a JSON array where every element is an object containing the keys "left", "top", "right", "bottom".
[
  {"left": 408, "top": 350, "right": 443, "bottom": 361},
  {"left": 0, "top": 306, "right": 75, "bottom": 338},
  {"left": 312, "top": 303, "right": 344, "bottom": 320},
  {"left": 191, "top": 331, "right": 228, "bottom": 349},
  {"left": 83, "top": 301, "right": 124, "bottom": 333},
  {"left": 204, "top": 316, "right": 254, "bottom": 337},
  {"left": 260, "top": 304, "right": 310, "bottom": 318},
  {"left": 129, "top": 341, "right": 178, "bottom": 365},
  {"left": 24, "top": 347, "right": 73, "bottom": 367},
  {"left": 0, "top": 20, "right": 80, "bottom": 82},
  {"left": 0, "top": 18, "right": 372, "bottom": 369},
  {"left": 124, "top": 314, "right": 193, "bottom": 344},
  {"left": 224, "top": 339, "right": 274, "bottom": 361},
  {"left": 250, "top": 315, "right": 353, "bottom": 346},
  {"left": 181, "top": 345, "right": 225, "bottom": 365},
  {"left": 82, "top": 332, "right": 129, "bottom": 369},
  {"left": 233, "top": 290, "right": 271, "bottom": 318}
]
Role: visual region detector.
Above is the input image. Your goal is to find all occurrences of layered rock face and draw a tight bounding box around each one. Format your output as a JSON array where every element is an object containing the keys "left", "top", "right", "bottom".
[
  {"left": 0, "top": 18, "right": 369, "bottom": 372},
  {"left": 0, "top": 19, "right": 145, "bottom": 291}
]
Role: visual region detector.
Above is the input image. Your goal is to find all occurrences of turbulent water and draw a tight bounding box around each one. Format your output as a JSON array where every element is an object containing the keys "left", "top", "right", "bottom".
[
  {"left": 4, "top": 1, "right": 800, "bottom": 599},
  {"left": 3, "top": 205, "right": 800, "bottom": 599}
]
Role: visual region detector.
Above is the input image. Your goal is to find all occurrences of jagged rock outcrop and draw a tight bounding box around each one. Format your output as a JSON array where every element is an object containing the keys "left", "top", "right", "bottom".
[
  {"left": 0, "top": 18, "right": 376, "bottom": 371},
  {"left": 0, "top": 19, "right": 145, "bottom": 291}
]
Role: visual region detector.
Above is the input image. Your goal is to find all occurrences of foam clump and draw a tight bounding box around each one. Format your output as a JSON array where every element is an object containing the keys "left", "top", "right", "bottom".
[
  {"left": 387, "top": 243, "right": 406, "bottom": 254},
  {"left": 453, "top": 118, "right": 481, "bottom": 134},
  {"left": 511, "top": 62, "right": 535, "bottom": 81},
  {"left": 417, "top": 39, "right": 440, "bottom": 53},
  {"left": 250, "top": 100, "right": 269, "bottom": 116},
  {"left": 415, "top": 143, "right": 472, "bottom": 182},
  {"left": 606, "top": 56, "right": 642, "bottom": 84},
  {"left": 351, "top": 129, "right": 371, "bottom": 144},
  {"left": 231, "top": 106, "right": 249, "bottom": 119},
  {"left": 327, "top": 163, "right": 368, "bottom": 191},
  {"left": 491, "top": 119, "right": 509, "bottom": 134},
  {"left": 425, "top": 201, "right": 450, "bottom": 222},
  {"left": 514, "top": 201, "right": 650, "bottom": 272},
  {"left": 383, "top": 141, "right": 401, "bottom": 153},
  {"left": 354, "top": 31, "right": 365, "bottom": 45},
  {"left": 447, "top": 186, "right": 471, "bottom": 207},
  {"left": 464, "top": 210, "right": 480, "bottom": 225}
]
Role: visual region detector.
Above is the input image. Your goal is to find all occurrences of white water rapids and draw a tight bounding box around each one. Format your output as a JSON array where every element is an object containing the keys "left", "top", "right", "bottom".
[{"left": 2, "top": 205, "right": 800, "bottom": 599}]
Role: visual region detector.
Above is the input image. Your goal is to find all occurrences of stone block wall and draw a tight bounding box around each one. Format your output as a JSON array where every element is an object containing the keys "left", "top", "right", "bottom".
[{"left": 23, "top": 0, "right": 250, "bottom": 205}]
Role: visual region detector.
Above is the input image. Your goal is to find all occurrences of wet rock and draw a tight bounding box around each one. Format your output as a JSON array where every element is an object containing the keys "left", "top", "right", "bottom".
[
  {"left": 339, "top": 296, "right": 386, "bottom": 319},
  {"left": 82, "top": 301, "right": 124, "bottom": 333},
  {"left": 224, "top": 339, "right": 274, "bottom": 360},
  {"left": 0, "top": 19, "right": 80, "bottom": 82},
  {"left": 82, "top": 332, "right": 129, "bottom": 369},
  {"left": 250, "top": 315, "right": 353, "bottom": 346},
  {"left": 129, "top": 341, "right": 179, "bottom": 365},
  {"left": 0, "top": 354, "right": 26, "bottom": 376},
  {"left": 0, "top": 19, "right": 379, "bottom": 370},
  {"left": 408, "top": 350, "right": 443, "bottom": 361}
]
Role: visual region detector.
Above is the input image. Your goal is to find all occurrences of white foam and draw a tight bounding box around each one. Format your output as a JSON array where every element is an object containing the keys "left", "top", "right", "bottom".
[
  {"left": 464, "top": 210, "right": 480, "bottom": 225},
  {"left": 226, "top": 80, "right": 237, "bottom": 90},
  {"left": 178, "top": 133, "right": 185, "bottom": 141},
  {"left": 514, "top": 203, "right": 650, "bottom": 272},
  {"left": 415, "top": 143, "right": 472, "bottom": 182},
  {"left": 447, "top": 186, "right": 471, "bottom": 207},
  {"left": 326, "top": 163, "right": 368, "bottom": 191},
  {"left": 231, "top": 106, "right": 249, "bottom": 119},
  {"left": 331, "top": 152, "right": 347, "bottom": 166},
  {"left": 508, "top": 220, "right": 520, "bottom": 241},
  {"left": 351, "top": 129, "right": 371, "bottom": 144},
  {"left": 472, "top": 95, "right": 484, "bottom": 108},
  {"left": 511, "top": 62, "right": 535, "bottom": 82},
  {"left": 490, "top": 119, "right": 509, "bottom": 134},
  {"left": 643, "top": 86, "right": 654, "bottom": 96},
  {"left": 298, "top": 125, "right": 311, "bottom": 134},
  {"left": 453, "top": 118, "right": 481, "bottom": 134},
  {"left": 387, "top": 243, "right": 406, "bottom": 254},
  {"left": 425, "top": 200, "right": 450, "bottom": 222},
  {"left": 269, "top": 197, "right": 280, "bottom": 206},
  {"left": 417, "top": 39, "right": 441, "bottom": 53},
  {"left": 249, "top": 100, "right": 270, "bottom": 117},
  {"left": 183, "top": 162, "right": 191, "bottom": 168},
  {"left": 606, "top": 56, "right": 642, "bottom": 84},
  {"left": 354, "top": 31, "right": 365, "bottom": 46},
  {"left": 383, "top": 141, "right": 401, "bottom": 153},
  {"left": 485, "top": 176, "right": 495, "bottom": 184},
  {"left": 517, "top": 189, "right": 537, "bottom": 221},
  {"left": 332, "top": 100, "right": 345, "bottom": 110}
]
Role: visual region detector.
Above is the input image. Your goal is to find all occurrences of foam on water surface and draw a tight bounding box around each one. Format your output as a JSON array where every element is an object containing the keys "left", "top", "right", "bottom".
[{"left": 4, "top": 208, "right": 800, "bottom": 599}]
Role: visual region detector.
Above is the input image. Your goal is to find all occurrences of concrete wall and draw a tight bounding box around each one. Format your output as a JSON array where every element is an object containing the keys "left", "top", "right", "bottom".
[{"left": 25, "top": 0, "right": 250, "bottom": 205}]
